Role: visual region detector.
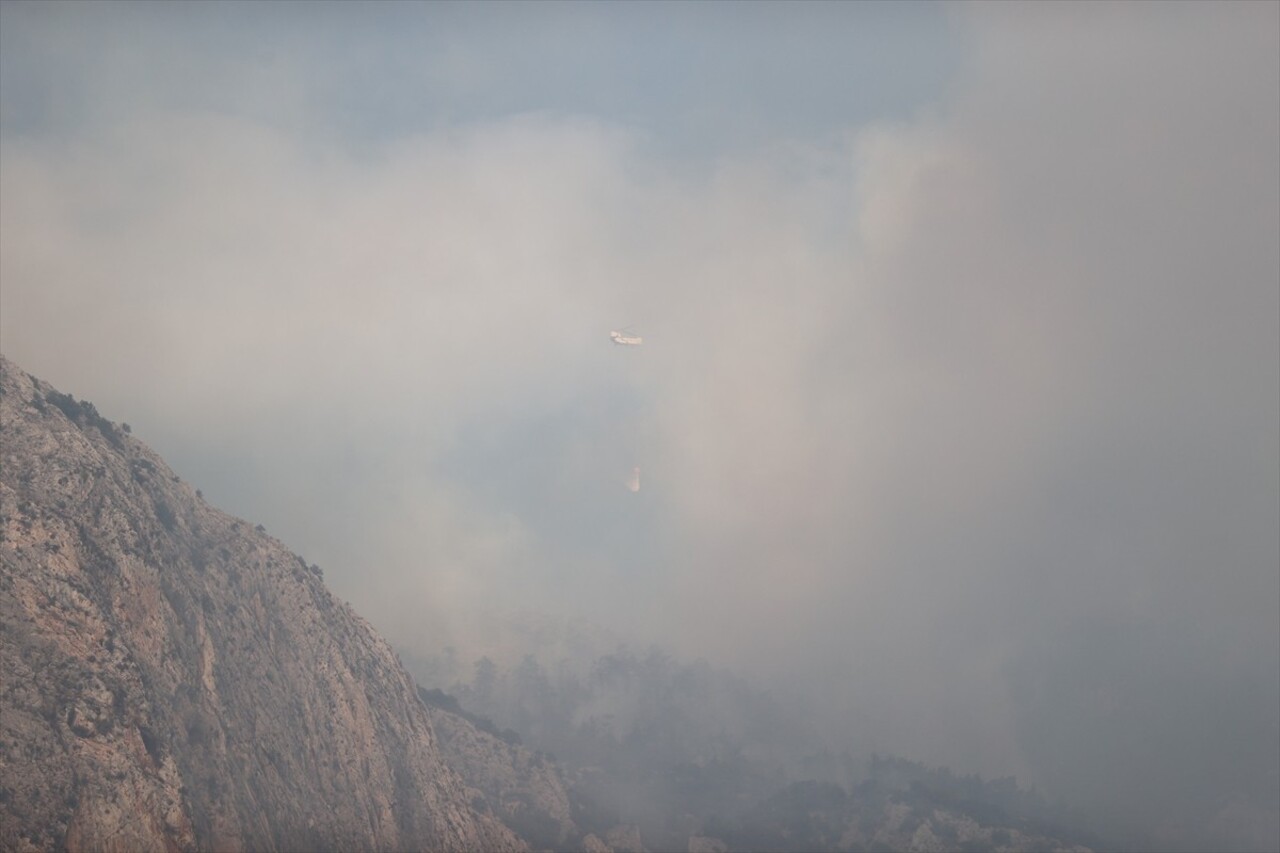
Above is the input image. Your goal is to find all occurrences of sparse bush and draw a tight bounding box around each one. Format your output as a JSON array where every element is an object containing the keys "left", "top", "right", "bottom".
[
  {"left": 185, "top": 709, "right": 217, "bottom": 747},
  {"left": 505, "top": 806, "right": 563, "bottom": 850},
  {"left": 45, "top": 390, "right": 123, "bottom": 447},
  {"left": 155, "top": 500, "right": 177, "bottom": 531},
  {"left": 45, "top": 390, "right": 85, "bottom": 422},
  {"left": 139, "top": 725, "right": 163, "bottom": 762},
  {"left": 418, "top": 687, "right": 463, "bottom": 714}
]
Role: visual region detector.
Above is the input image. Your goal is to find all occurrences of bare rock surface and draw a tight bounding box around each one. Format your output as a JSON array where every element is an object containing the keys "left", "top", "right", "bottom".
[
  {"left": 425, "top": 698, "right": 578, "bottom": 850},
  {"left": 0, "top": 355, "right": 522, "bottom": 852}
]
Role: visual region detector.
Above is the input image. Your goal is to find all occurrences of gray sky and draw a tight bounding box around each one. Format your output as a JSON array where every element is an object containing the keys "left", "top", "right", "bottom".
[{"left": 2, "top": 2, "right": 1277, "bottom": 849}]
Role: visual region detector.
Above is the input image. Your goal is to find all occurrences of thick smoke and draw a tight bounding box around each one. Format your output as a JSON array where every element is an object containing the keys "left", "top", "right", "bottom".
[{"left": 2, "top": 3, "right": 1276, "bottom": 850}]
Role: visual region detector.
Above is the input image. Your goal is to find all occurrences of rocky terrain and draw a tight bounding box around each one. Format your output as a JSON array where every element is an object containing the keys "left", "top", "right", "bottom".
[
  {"left": 0, "top": 352, "right": 1099, "bottom": 853},
  {"left": 0, "top": 355, "right": 524, "bottom": 852},
  {"left": 421, "top": 689, "right": 579, "bottom": 850}
]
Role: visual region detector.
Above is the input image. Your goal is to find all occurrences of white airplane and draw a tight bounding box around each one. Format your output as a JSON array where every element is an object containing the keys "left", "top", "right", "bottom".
[
  {"left": 610, "top": 329, "right": 643, "bottom": 346},
  {"left": 626, "top": 466, "right": 641, "bottom": 493}
]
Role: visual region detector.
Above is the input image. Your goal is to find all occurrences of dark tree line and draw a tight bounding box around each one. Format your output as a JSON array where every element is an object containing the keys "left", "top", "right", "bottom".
[{"left": 405, "top": 645, "right": 1096, "bottom": 851}]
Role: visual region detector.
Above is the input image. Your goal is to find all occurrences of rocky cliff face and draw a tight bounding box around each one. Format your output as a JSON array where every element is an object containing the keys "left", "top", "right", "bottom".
[
  {"left": 0, "top": 355, "right": 521, "bottom": 852},
  {"left": 423, "top": 696, "right": 579, "bottom": 851}
]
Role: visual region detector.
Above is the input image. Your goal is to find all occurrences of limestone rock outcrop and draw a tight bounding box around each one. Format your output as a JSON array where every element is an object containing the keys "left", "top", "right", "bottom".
[
  {"left": 0, "top": 355, "right": 522, "bottom": 852},
  {"left": 425, "top": 698, "right": 578, "bottom": 851}
]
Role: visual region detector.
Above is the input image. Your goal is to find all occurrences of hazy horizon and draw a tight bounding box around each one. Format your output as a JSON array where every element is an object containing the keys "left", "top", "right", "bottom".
[{"left": 3, "top": 2, "right": 1277, "bottom": 850}]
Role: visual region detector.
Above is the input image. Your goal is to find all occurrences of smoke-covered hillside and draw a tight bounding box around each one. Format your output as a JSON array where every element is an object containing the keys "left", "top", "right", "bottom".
[
  {"left": 407, "top": 645, "right": 1101, "bottom": 852},
  {"left": 3, "top": 3, "right": 1276, "bottom": 851}
]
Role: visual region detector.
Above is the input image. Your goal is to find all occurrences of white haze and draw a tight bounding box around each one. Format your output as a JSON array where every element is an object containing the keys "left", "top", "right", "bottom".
[{"left": 2, "top": 3, "right": 1277, "bottom": 850}]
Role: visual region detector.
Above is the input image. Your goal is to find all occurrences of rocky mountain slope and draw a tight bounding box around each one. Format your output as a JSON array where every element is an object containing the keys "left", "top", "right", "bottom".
[
  {"left": 0, "top": 355, "right": 524, "bottom": 852},
  {"left": 420, "top": 689, "right": 579, "bottom": 850},
  {"left": 0, "top": 352, "right": 1099, "bottom": 853}
]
